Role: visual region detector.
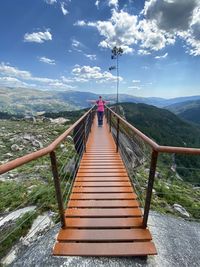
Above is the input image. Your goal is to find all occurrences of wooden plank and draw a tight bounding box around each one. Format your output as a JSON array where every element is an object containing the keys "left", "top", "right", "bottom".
[
  {"left": 65, "top": 208, "right": 142, "bottom": 217},
  {"left": 80, "top": 163, "right": 124, "bottom": 167},
  {"left": 70, "top": 193, "right": 137, "bottom": 200},
  {"left": 86, "top": 150, "right": 118, "bottom": 152},
  {"left": 67, "top": 199, "right": 139, "bottom": 208},
  {"left": 57, "top": 229, "right": 152, "bottom": 242},
  {"left": 53, "top": 242, "right": 157, "bottom": 256},
  {"left": 83, "top": 155, "right": 121, "bottom": 158},
  {"left": 82, "top": 155, "right": 121, "bottom": 160},
  {"left": 72, "top": 187, "right": 133, "bottom": 193},
  {"left": 78, "top": 168, "right": 126, "bottom": 172},
  {"left": 85, "top": 153, "right": 118, "bottom": 156},
  {"left": 76, "top": 173, "right": 128, "bottom": 177},
  {"left": 74, "top": 181, "right": 131, "bottom": 187},
  {"left": 75, "top": 177, "right": 130, "bottom": 182},
  {"left": 64, "top": 217, "right": 143, "bottom": 228},
  {"left": 81, "top": 160, "right": 123, "bottom": 162},
  {"left": 79, "top": 166, "right": 125, "bottom": 169}
]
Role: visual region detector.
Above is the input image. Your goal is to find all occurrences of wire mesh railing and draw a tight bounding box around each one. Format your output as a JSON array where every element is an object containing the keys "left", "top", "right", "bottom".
[
  {"left": 105, "top": 106, "right": 200, "bottom": 226},
  {"left": 0, "top": 106, "right": 95, "bottom": 260}
]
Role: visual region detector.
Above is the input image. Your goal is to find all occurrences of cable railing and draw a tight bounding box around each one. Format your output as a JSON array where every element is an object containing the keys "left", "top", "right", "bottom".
[
  {"left": 0, "top": 104, "right": 200, "bottom": 259},
  {"left": 105, "top": 106, "right": 200, "bottom": 227},
  {"left": 0, "top": 106, "right": 95, "bottom": 259}
]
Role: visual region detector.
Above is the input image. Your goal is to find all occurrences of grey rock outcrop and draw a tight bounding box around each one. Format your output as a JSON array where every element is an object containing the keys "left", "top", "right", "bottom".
[
  {"left": 9, "top": 211, "right": 200, "bottom": 267},
  {"left": 11, "top": 144, "right": 21, "bottom": 152},
  {"left": 173, "top": 204, "right": 190, "bottom": 218}
]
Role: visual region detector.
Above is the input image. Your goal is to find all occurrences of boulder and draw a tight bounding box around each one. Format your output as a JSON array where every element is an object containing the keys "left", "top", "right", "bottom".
[
  {"left": 11, "top": 144, "right": 20, "bottom": 152},
  {"left": 173, "top": 204, "right": 190, "bottom": 218},
  {"left": 23, "top": 134, "right": 32, "bottom": 141},
  {"left": 32, "top": 140, "right": 43, "bottom": 148}
]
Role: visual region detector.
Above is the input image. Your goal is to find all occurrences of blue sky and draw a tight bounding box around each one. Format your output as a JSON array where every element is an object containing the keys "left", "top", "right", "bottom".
[{"left": 0, "top": 0, "right": 200, "bottom": 98}]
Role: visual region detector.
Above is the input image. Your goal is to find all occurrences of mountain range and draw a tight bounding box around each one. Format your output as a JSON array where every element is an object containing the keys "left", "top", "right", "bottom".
[
  {"left": 1, "top": 86, "right": 200, "bottom": 115},
  {"left": 166, "top": 99, "right": 200, "bottom": 125},
  {"left": 119, "top": 103, "right": 200, "bottom": 184}
]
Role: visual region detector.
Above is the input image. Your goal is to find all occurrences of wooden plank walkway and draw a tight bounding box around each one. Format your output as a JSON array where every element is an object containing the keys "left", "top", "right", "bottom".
[{"left": 53, "top": 115, "right": 157, "bottom": 257}]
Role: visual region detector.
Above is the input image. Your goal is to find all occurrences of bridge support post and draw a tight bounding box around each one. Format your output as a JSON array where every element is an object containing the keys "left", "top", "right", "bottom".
[
  {"left": 116, "top": 118, "right": 120, "bottom": 152},
  {"left": 89, "top": 111, "right": 92, "bottom": 132},
  {"left": 106, "top": 108, "right": 108, "bottom": 122},
  {"left": 50, "top": 151, "right": 66, "bottom": 228},
  {"left": 109, "top": 110, "right": 112, "bottom": 132},
  {"left": 143, "top": 150, "right": 158, "bottom": 228},
  {"left": 83, "top": 118, "right": 86, "bottom": 153}
]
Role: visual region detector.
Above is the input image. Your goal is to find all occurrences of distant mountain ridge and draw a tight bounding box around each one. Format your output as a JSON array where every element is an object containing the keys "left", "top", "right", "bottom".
[
  {"left": 166, "top": 99, "right": 200, "bottom": 125},
  {"left": 119, "top": 102, "right": 200, "bottom": 184},
  {"left": 120, "top": 103, "right": 200, "bottom": 147},
  {"left": 1, "top": 86, "right": 200, "bottom": 115}
]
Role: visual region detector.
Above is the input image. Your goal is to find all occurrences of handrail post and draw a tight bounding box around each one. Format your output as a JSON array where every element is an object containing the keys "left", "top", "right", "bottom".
[
  {"left": 89, "top": 110, "right": 92, "bottom": 132},
  {"left": 109, "top": 110, "right": 111, "bottom": 132},
  {"left": 143, "top": 150, "right": 158, "bottom": 228},
  {"left": 106, "top": 107, "right": 108, "bottom": 122},
  {"left": 116, "top": 117, "right": 120, "bottom": 152},
  {"left": 50, "top": 151, "right": 65, "bottom": 228},
  {"left": 83, "top": 117, "right": 86, "bottom": 153}
]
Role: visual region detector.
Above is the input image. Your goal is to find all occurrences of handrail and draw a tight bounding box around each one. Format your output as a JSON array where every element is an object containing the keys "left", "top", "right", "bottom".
[
  {"left": 106, "top": 105, "right": 200, "bottom": 228},
  {"left": 106, "top": 106, "right": 200, "bottom": 155},
  {"left": 0, "top": 106, "right": 95, "bottom": 175}
]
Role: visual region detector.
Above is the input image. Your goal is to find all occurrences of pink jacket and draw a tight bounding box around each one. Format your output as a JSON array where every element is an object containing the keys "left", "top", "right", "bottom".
[{"left": 96, "top": 100, "right": 105, "bottom": 112}]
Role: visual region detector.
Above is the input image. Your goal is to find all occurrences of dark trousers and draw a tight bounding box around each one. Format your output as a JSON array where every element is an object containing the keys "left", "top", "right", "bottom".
[{"left": 97, "top": 111, "right": 104, "bottom": 126}]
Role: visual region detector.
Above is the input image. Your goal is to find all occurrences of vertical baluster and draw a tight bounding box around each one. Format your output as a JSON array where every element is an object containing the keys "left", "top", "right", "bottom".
[
  {"left": 116, "top": 117, "right": 120, "bottom": 152},
  {"left": 50, "top": 151, "right": 65, "bottom": 228},
  {"left": 143, "top": 150, "right": 158, "bottom": 228},
  {"left": 109, "top": 110, "right": 112, "bottom": 132},
  {"left": 83, "top": 117, "right": 86, "bottom": 153}
]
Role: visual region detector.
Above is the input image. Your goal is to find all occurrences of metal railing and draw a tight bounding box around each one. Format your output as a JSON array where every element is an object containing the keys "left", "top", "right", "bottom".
[
  {"left": 105, "top": 106, "right": 200, "bottom": 227},
  {"left": 0, "top": 103, "right": 199, "bottom": 258},
  {"left": 0, "top": 106, "right": 95, "bottom": 231}
]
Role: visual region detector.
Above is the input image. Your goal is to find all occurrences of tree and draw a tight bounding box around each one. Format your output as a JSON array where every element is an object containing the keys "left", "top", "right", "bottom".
[{"left": 109, "top": 46, "right": 123, "bottom": 113}]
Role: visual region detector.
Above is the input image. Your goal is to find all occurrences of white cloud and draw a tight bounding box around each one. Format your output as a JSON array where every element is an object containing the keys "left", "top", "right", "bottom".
[
  {"left": 128, "top": 86, "right": 141, "bottom": 90},
  {"left": 84, "top": 54, "right": 97, "bottom": 60},
  {"left": 142, "top": 0, "right": 200, "bottom": 56},
  {"left": 74, "top": 20, "right": 86, "bottom": 26},
  {"left": 0, "top": 62, "right": 122, "bottom": 89},
  {"left": 155, "top": 52, "right": 168, "bottom": 59},
  {"left": 132, "top": 80, "right": 140, "bottom": 83},
  {"left": 108, "top": 0, "right": 118, "bottom": 9},
  {"left": 39, "top": 57, "right": 56, "bottom": 65},
  {"left": 0, "top": 76, "right": 29, "bottom": 87},
  {"left": 71, "top": 38, "right": 83, "bottom": 52},
  {"left": 45, "top": 0, "right": 57, "bottom": 4},
  {"left": 72, "top": 39, "right": 81, "bottom": 48},
  {"left": 24, "top": 30, "right": 52, "bottom": 43},
  {"left": 61, "top": 2, "right": 68, "bottom": 15},
  {"left": 75, "top": 0, "right": 200, "bottom": 56},
  {"left": 138, "top": 19, "right": 175, "bottom": 52},
  {"left": 0, "top": 62, "right": 75, "bottom": 90},
  {"left": 138, "top": 49, "right": 151, "bottom": 55},
  {"left": 78, "top": 10, "right": 138, "bottom": 54},
  {"left": 0, "top": 62, "right": 31, "bottom": 79},
  {"left": 185, "top": 36, "right": 200, "bottom": 56},
  {"left": 72, "top": 65, "right": 122, "bottom": 83},
  {"left": 95, "top": 0, "right": 100, "bottom": 8}
]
